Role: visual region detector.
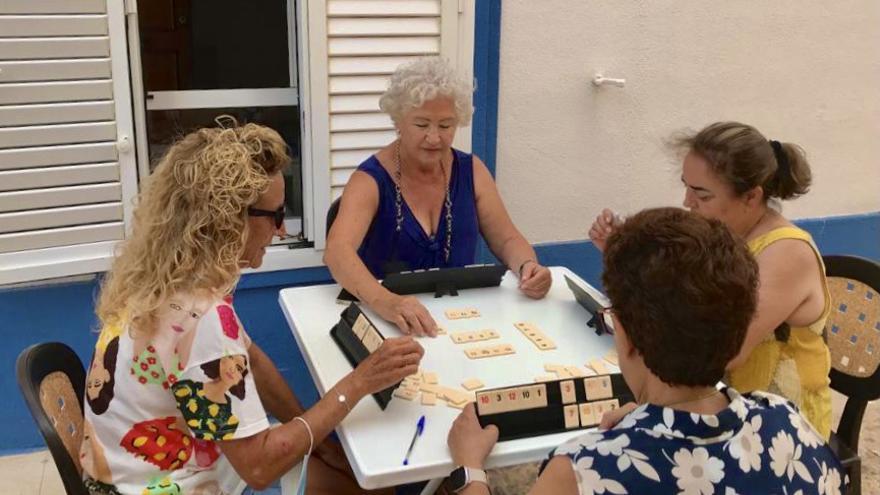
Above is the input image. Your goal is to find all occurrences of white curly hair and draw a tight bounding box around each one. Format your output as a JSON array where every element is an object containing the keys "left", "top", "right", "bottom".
[{"left": 379, "top": 57, "right": 474, "bottom": 127}]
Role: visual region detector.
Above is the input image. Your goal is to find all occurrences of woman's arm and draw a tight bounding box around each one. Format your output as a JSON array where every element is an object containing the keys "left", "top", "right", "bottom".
[
  {"left": 219, "top": 337, "right": 423, "bottom": 490},
  {"left": 248, "top": 342, "right": 302, "bottom": 422},
  {"left": 324, "top": 171, "right": 437, "bottom": 336},
  {"left": 728, "top": 239, "right": 824, "bottom": 369},
  {"left": 472, "top": 157, "right": 551, "bottom": 298},
  {"left": 446, "top": 404, "right": 578, "bottom": 495}
]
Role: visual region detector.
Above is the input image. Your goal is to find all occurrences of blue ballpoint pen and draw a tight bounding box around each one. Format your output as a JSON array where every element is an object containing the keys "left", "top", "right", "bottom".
[{"left": 402, "top": 415, "right": 426, "bottom": 466}]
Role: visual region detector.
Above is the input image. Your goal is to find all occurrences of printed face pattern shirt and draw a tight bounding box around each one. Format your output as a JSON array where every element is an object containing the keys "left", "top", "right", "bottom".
[
  {"left": 81, "top": 295, "right": 269, "bottom": 495},
  {"left": 548, "top": 387, "right": 847, "bottom": 495}
]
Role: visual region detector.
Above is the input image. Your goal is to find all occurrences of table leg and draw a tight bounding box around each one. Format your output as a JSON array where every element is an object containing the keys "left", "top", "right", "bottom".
[{"left": 419, "top": 478, "right": 444, "bottom": 495}]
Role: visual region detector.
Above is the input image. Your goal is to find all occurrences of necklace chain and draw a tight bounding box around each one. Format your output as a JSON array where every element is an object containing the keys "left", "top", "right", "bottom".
[{"left": 394, "top": 141, "right": 453, "bottom": 263}]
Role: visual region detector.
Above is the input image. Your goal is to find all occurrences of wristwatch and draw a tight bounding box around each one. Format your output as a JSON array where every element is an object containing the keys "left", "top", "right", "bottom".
[{"left": 447, "top": 465, "right": 489, "bottom": 493}]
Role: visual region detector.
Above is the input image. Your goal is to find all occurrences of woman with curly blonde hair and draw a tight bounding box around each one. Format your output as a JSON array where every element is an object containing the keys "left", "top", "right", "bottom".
[{"left": 84, "top": 119, "right": 421, "bottom": 495}]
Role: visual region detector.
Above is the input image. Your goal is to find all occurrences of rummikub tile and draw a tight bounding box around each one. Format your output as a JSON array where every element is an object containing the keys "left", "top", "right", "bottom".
[
  {"left": 393, "top": 388, "right": 417, "bottom": 401},
  {"left": 421, "top": 392, "right": 437, "bottom": 406},
  {"left": 544, "top": 363, "right": 566, "bottom": 373},
  {"left": 352, "top": 314, "right": 371, "bottom": 340},
  {"left": 423, "top": 372, "right": 438, "bottom": 384},
  {"left": 461, "top": 378, "right": 485, "bottom": 391},
  {"left": 563, "top": 404, "right": 580, "bottom": 429},
  {"left": 533, "top": 374, "right": 555, "bottom": 383},
  {"left": 587, "top": 359, "right": 610, "bottom": 375},
  {"left": 419, "top": 383, "right": 442, "bottom": 395},
  {"left": 445, "top": 308, "right": 481, "bottom": 320},
  {"left": 450, "top": 330, "right": 499, "bottom": 344},
  {"left": 560, "top": 380, "right": 576, "bottom": 404},
  {"left": 584, "top": 376, "right": 613, "bottom": 401},
  {"left": 564, "top": 366, "right": 587, "bottom": 378},
  {"left": 603, "top": 349, "right": 619, "bottom": 366},
  {"left": 361, "top": 328, "right": 383, "bottom": 353},
  {"left": 579, "top": 402, "right": 598, "bottom": 426},
  {"left": 514, "top": 322, "right": 557, "bottom": 351},
  {"left": 464, "top": 343, "right": 515, "bottom": 359},
  {"left": 594, "top": 398, "right": 620, "bottom": 419}
]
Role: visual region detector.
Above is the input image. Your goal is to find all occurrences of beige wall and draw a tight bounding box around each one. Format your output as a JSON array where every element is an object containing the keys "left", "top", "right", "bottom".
[{"left": 494, "top": 1, "right": 880, "bottom": 243}]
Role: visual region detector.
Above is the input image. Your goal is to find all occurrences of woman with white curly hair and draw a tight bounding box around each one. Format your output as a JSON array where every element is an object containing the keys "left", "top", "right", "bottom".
[
  {"left": 85, "top": 118, "right": 419, "bottom": 494},
  {"left": 325, "top": 57, "right": 551, "bottom": 336}
]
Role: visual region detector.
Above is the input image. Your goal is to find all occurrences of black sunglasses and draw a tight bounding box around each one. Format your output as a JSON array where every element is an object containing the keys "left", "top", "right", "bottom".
[{"left": 247, "top": 205, "right": 285, "bottom": 229}]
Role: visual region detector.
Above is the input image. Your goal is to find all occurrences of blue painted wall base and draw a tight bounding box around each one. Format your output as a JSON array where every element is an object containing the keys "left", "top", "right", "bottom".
[{"left": 2, "top": 211, "right": 876, "bottom": 454}]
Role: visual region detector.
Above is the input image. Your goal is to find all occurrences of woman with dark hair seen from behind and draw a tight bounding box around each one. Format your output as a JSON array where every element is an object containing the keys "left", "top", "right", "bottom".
[
  {"left": 589, "top": 122, "right": 832, "bottom": 438},
  {"left": 82, "top": 118, "right": 420, "bottom": 494},
  {"left": 446, "top": 208, "right": 845, "bottom": 494}
]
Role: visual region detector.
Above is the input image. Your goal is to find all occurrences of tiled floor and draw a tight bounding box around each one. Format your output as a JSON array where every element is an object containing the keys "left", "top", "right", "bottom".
[
  {"left": 0, "top": 450, "right": 64, "bottom": 495},
  {"left": 2, "top": 393, "right": 877, "bottom": 494}
]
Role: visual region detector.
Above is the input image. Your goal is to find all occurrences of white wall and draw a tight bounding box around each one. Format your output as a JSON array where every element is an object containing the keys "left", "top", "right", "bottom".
[{"left": 494, "top": 1, "right": 880, "bottom": 243}]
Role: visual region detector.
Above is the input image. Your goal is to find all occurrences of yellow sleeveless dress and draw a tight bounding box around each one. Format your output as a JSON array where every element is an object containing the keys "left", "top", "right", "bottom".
[{"left": 728, "top": 226, "right": 832, "bottom": 439}]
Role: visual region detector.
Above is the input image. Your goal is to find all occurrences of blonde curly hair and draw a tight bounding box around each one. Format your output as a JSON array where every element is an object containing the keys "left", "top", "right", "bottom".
[{"left": 97, "top": 118, "right": 289, "bottom": 333}]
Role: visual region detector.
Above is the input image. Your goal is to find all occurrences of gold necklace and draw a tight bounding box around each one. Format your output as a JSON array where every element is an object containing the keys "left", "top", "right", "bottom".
[{"left": 394, "top": 141, "right": 453, "bottom": 263}]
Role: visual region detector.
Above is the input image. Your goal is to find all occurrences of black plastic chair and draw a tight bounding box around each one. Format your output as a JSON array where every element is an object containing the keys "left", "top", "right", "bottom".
[
  {"left": 16, "top": 342, "right": 89, "bottom": 495},
  {"left": 823, "top": 255, "right": 880, "bottom": 495},
  {"left": 326, "top": 197, "right": 341, "bottom": 239}
]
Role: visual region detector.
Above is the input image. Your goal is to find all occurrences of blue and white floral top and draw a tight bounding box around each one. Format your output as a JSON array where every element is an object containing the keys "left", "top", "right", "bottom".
[{"left": 548, "top": 387, "right": 847, "bottom": 495}]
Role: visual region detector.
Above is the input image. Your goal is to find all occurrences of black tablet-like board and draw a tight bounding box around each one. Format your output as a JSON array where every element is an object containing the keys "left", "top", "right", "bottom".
[
  {"left": 329, "top": 303, "right": 398, "bottom": 409},
  {"left": 564, "top": 274, "right": 604, "bottom": 314},
  {"left": 475, "top": 374, "right": 634, "bottom": 441},
  {"left": 381, "top": 264, "right": 507, "bottom": 297}
]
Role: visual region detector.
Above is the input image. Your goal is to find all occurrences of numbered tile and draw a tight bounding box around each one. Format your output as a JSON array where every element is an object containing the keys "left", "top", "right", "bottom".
[
  {"left": 587, "top": 359, "right": 610, "bottom": 375},
  {"left": 465, "top": 343, "right": 515, "bottom": 359},
  {"left": 352, "top": 314, "right": 371, "bottom": 339},
  {"left": 563, "top": 404, "right": 580, "bottom": 429},
  {"left": 393, "top": 388, "right": 418, "bottom": 401},
  {"left": 560, "top": 380, "right": 576, "bottom": 404},
  {"left": 579, "top": 402, "right": 598, "bottom": 426},
  {"left": 603, "top": 349, "right": 619, "bottom": 366},
  {"left": 584, "top": 376, "right": 613, "bottom": 401},
  {"left": 421, "top": 392, "right": 437, "bottom": 406},
  {"left": 445, "top": 308, "right": 481, "bottom": 320},
  {"left": 362, "top": 327, "right": 383, "bottom": 352},
  {"left": 462, "top": 378, "right": 485, "bottom": 391},
  {"left": 564, "top": 366, "right": 587, "bottom": 378},
  {"left": 594, "top": 398, "right": 620, "bottom": 419}
]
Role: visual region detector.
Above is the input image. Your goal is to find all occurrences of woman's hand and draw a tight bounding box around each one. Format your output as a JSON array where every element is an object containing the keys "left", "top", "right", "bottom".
[
  {"left": 598, "top": 401, "right": 638, "bottom": 430},
  {"left": 447, "top": 403, "right": 499, "bottom": 469},
  {"left": 588, "top": 208, "right": 622, "bottom": 253},
  {"left": 519, "top": 261, "right": 552, "bottom": 299},
  {"left": 349, "top": 337, "right": 424, "bottom": 397},
  {"left": 372, "top": 293, "right": 438, "bottom": 337}
]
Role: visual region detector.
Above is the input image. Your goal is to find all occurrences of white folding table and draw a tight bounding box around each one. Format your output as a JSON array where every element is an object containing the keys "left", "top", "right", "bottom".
[{"left": 278, "top": 266, "right": 615, "bottom": 492}]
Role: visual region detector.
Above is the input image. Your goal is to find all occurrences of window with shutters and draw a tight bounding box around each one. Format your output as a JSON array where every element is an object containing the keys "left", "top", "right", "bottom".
[
  {"left": 0, "top": 0, "right": 474, "bottom": 283},
  {"left": 0, "top": 0, "right": 138, "bottom": 284}
]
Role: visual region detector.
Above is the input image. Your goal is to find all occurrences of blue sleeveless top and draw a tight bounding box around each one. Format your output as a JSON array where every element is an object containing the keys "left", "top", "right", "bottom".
[{"left": 356, "top": 149, "right": 479, "bottom": 278}]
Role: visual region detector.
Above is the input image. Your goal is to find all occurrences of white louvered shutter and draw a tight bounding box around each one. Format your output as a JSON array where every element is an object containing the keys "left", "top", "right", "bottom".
[
  {"left": 304, "top": 0, "right": 462, "bottom": 247},
  {"left": 0, "top": 0, "right": 138, "bottom": 284}
]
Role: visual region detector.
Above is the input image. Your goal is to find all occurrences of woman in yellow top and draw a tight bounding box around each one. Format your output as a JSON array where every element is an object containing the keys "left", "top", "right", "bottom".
[{"left": 589, "top": 121, "right": 832, "bottom": 438}]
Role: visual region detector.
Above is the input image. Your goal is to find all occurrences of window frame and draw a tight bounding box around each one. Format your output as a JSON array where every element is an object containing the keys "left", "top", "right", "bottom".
[
  {"left": 0, "top": 0, "right": 139, "bottom": 286},
  {"left": 0, "top": 0, "right": 477, "bottom": 286}
]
